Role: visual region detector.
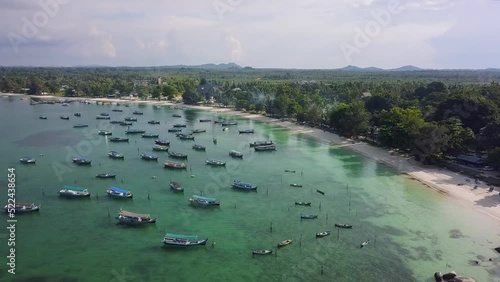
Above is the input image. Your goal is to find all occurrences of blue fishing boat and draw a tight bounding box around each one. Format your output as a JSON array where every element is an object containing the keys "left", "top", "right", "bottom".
[
  {"left": 3, "top": 203, "right": 40, "bottom": 213},
  {"left": 189, "top": 195, "right": 220, "bottom": 207},
  {"left": 19, "top": 157, "right": 36, "bottom": 164},
  {"left": 232, "top": 180, "right": 257, "bottom": 190},
  {"left": 72, "top": 157, "right": 91, "bottom": 165},
  {"left": 206, "top": 159, "right": 225, "bottom": 166},
  {"left": 300, "top": 214, "right": 318, "bottom": 219},
  {"left": 141, "top": 152, "right": 158, "bottom": 160},
  {"left": 59, "top": 186, "right": 91, "bottom": 198},
  {"left": 116, "top": 210, "right": 156, "bottom": 225},
  {"left": 162, "top": 233, "right": 208, "bottom": 246},
  {"left": 106, "top": 187, "right": 133, "bottom": 199},
  {"left": 155, "top": 139, "right": 170, "bottom": 146}
]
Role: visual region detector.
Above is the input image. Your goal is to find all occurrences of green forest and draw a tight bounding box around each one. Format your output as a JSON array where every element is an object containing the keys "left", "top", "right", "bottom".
[{"left": 2, "top": 66, "right": 500, "bottom": 169}]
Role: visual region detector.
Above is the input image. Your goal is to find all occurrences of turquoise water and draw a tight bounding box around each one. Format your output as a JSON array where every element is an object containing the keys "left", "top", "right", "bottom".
[{"left": 0, "top": 95, "right": 499, "bottom": 282}]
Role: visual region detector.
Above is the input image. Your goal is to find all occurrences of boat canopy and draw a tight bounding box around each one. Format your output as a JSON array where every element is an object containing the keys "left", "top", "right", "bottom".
[
  {"left": 62, "top": 185, "right": 87, "bottom": 192},
  {"left": 119, "top": 210, "right": 150, "bottom": 219},
  {"left": 234, "top": 180, "right": 253, "bottom": 186},
  {"left": 109, "top": 187, "right": 130, "bottom": 193},
  {"left": 164, "top": 233, "right": 198, "bottom": 240},
  {"left": 192, "top": 195, "right": 217, "bottom": 201}
]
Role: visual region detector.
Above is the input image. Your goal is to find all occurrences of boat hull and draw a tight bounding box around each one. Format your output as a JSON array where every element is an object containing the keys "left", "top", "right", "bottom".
[{"left": 162, "top": 238, "right": 208, "bottom": 246}]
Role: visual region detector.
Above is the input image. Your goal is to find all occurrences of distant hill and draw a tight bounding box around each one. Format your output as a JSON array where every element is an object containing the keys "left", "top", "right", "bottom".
[
  {"left": 338, "top": 65, "right": 384, "bottom": 72},
  {"left": 166, "top": 63, "right": 242, "bottom": 70},
  {"left": 389, "top": 65, "right": 422, "bottom": 71}
]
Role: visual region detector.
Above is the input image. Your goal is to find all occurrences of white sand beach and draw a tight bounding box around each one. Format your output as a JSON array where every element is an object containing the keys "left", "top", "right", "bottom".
[{"left": 9, "top": 93, "right": 500, "bottom": 222}]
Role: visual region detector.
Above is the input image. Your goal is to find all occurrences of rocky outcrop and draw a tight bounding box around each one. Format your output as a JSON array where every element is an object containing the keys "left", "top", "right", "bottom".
[{"left": 434, "top": 271, "right": 476, "bottom": 282}]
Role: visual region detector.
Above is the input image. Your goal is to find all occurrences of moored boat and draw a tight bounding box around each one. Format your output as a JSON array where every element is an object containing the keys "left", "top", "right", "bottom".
[
  {"left": 72, "top": 157, "right": 91, "bottom": 165},
  {"left": 100, "top": 113, "right": 109, "bottom": 116},
  {"left": 96, "top": 115, "right": 110, "bottom": 120},
  {"left": 162, "top": 233, "right": 208, "bottom": 246},
  {"left": 116, "top": 210, "right": 156, "bottom": 225},
  {"left": 250, "top": 141, "right": 274, "bottom": 147},
  {"left": 168, "top": 151, "right": 188, "bottom": 159},
  {"left": 192, "top": 129, "right": 206, "bottom": 133},
  {"left": 252, "top": 250, "right": 273, "bottom": 255},
  {"left": 189, "top": 195, "right": 220, "bottom": 207},
  {"left": 108, "top": 151, "right": 124, "bottom": 159},
  {"left": 155, "top": 139, "right": 170, "bottom": 146},
  {"left": 277, "top": 239, "right": 292, "bottom": 248},
  {"left": 141, "top": 152, "right": 158, "bottom": 160},
  {"left": 254, "top": 144, "right": 276, "bottom": 151},
  {"left": 3, "top": 203, "right": 40, "bottom": 213},
  {"left": 106, "top": 187, "right": 133, "bottom": 198},
  {"left": 199, "top": 119, "right": 212, "bottom": 122},
  {"left": 360, "top": 240, "right": 369, "bottom": 248},
  {"left": 109, "top": 137, "right": 129, "bottom": 142},
  {"left": 295, "top": 202, "right": 311, "bottom": 206},
  {"left": 98, "top": 130, "right": 112, "bottom": 135},
  {"left": 239, "top": 129, "right": 254, "bottom": 134},
  {"left": 316, "top": 231, "right": 331, "bottom": 238},
  {"left": 290, "top": 183, "right": 303, "bottom": 187},
  {"left": 126, "top": 129, "right": 146, "bottom": 134},
  {"left": 20, "top": 157, "right": 36, "bottom": 164},
  {"left": 229, "top": 150, "right": 243, "bottom": 158},
  {"left": 221, "top": 121, "right": 238, "bottom": 126},
  {"left": 60, "top": 115, "right": 70, "bottom": 120},
  {"left": 73, "top": 124, "right": 89, "bottom": 128},
  {"left": 39, "top": 116, "right": 47, "bottom": 119},
  {"left": 300, "top": 214, "right": 318, "bottom": 219},
  {"left": 192, "top": 144, "right": 206, "bottom": 151},
  {"left": 148, "top": 120, "right": 160, "bottom": 124},
  {"left": 132, "top": 111, "right": 143, "bottom": 115},
  {"left": 59, "top": 186, "right": 91, "bottom": 198},
  {"left": 96, "top": 173, "right": 116, "bottom": 179},
  {"left": 334, "top": 223, "right": 353, "bottom": 229},
  {"left": 173, "top": 124, "right": 187, "bottom": 128},
  {"left": 168, "top": 128, "right": 182, "bottom": 132},
  {"left": 112, "top": 108, "right": 123, "bottom": 112},
  {"left": 172, "top": 114, "right": 182, "bottom": 117},
  {"left": 152, "top": 145, "right": 169, "bottom": 151},
  {"left": 142, "top": 133, "right": 159, "bottom": 138},
  {"left": 164, "top": 161, "right": 187, "bottom": 169},
  {"left": 110, "top": 120, "right": 122, "bottom": 124},
  {"left": 124, "top": 117, "right": 137, "bottom": 121},
  {"left": 206, "top": 159, "right": 225, "bottom": 166},
  {"left": 74, "top": 113, "right": 81, "bottom": 117},
  {"left": 120, "top": 121, "right": 133, "bottom": 126},
  {"left": 169, "top": 181, "right": 183, "bottom": 192},
  {"left": 232, "top": 180, "right": 257, "bottom": 191},
  {"left": 178, "top": 133, "right": 195, "bottom": 140}
]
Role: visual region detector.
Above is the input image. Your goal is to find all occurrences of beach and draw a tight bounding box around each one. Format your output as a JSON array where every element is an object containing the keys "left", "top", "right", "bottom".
[{"left": 12, "top": 93, "right": 500, "bottom": 222}]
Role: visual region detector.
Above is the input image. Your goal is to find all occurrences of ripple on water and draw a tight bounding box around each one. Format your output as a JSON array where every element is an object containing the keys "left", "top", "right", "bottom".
[{"left": 15, "top": 129, "right": 84, "bottom": 147}]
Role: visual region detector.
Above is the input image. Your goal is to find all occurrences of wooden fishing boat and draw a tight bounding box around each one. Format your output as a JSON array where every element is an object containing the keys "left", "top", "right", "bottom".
[
  {"left": 168, "top": 151, "right": 188, "bottom": 159},
  {"left": 142, "top": 133, "right": 160, "bottom": 138},
  {"left": 300, "top": 214, "right": 318, "bottom": 219},
  {"left": 108, "top": 151, "right": 124, "bottom": 159},
  {"left": 294, "top": 202, "right": 311, "bottom": 206},
  {"left": 124, "top": 117, "right": 137, "bottom": 121},
  {"left": 162, "top": 233, "right": 208, "bottom": 246},
  {"left": 96, "top": 115, "right": 110, "bottom": 120},
  {"left": 172, "top": 114, "right": 182, "bottom": 117},
  {"left": 192, "top": 144, "right": 206, "bottom": 151},
  {"left": 109, "top": 137, "right": 129, "bottom": 142},
  {"left": 189, "top": 195, "right": 220, "bottom": 207},
  {"left": 112, "top": 108, "right": 123, "bottom": 112},
  {"left": 126, "top": 129, "right": 146, "bottom": 134},
  {"left": 19, "top": 157, "right": 36, "bottom": 164},
  {"left": 316, "top": 189, "right": 325, "bottom": 195},
  {"left": 229, "top": 150, "right": 243, "bottom": 158},
  {"left": 152, "top": 145, "right": 169, "bottom": 151},
  {"left": 74, "top": 113, "right": 81, "bottom": 117},
  {"left": 254, "top": 144, "right": 276, "bottom": 151},
  {"left": 199, "top": 119, "right": 212, "bottom": 122},
  {"left": 73, "top": 124, "right": 89, "bottom": 128},
  {"left": 168, "top": 128, "right": 182, "bottom": 132},
  {"left": 4, "top": 202, "right": 40, "bottom": 213},
  {"left": 169, "top": 181, "right": 183, "bottom": 192},
  {"left": 155, "top": 139, "right": 170, "bottom": 146},
  {"left": 110, "top": 120, "right": 122, "bottom": 124},
  {"left": 221, "top": 121, "right": 238, "bottom": 126},
  {"left": 277, "top": 239, "right": 292, "bottom": 248},
  {"left": 39, "top": 116, "right": 47, "bottom": 119},
  {"left": 192, "top": 129, "right": 206, "bottom": 133},
  {"left": 164, "top": 161, "right": 187, "bottom": 169},
  {"left": 60, "top": 115, "right": 70, "bottom": 120},
  {"left": 98, "top": 130, "right": 112, "bottom": 136},
  {"left": 173, "top": 124, "right": 187, "bottom": 128},
  {"left": 177, "top": 133, "right": 195, "bottom": 140},
  {"left": 285, "top": 169, "right": 296, "bottom": 173},
  {"left": 120, "top": 121, "right": 133, "bottom": 126},
  {"left": 106, "top": 187, "right": 133, "bottom": 199},
  {"left": 141, "top": 152, "right": 158, "bottom": 160},
  {"left": 100, "top": 113, "right": 109, "bottom": 116},
  {"left": 59, "top": 186, "right": 90, "bottom": 198},
  {"left": 116, "top": 210, "right": 156, "bottom": 225},
  {"left": 290, "top": 183, "right": 303, "bottom": 187},
  {"left": 334, "top": 223, "right": 353, "bottom": 229},
  {"left": 232, "top": 180, "right": 257, "bottom": 190},
  {"left": 132, "top": 111, "right": 143, "bottom": 115},
  {"left": 72, "top": 157, "right": 91, "bottom": 165},
  {"left": 206, "top": 158, "right": 225, "bottom": 166},
  {"left": 96, "top": 173, "right": 116, "bottom": 179},
  {"left": 252, "top": 250, "right": 273, "bottom": 255},
  {"left": 250, "top": 141, "right": 273, "bottom": 147},
  {"left": 147, "top": 120, "right": 160, "bottom": 124},
  {"left": 316, "top": 231, "right": 331, "bottom": 238},
  {"left": 239, "top": 129, "right": 254, "bottom": 134}
]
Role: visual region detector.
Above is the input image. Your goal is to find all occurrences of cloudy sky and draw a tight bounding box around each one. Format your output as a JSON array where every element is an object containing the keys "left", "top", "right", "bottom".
[{"left": 0, "top": 0, "right": 498, "bottom": 69}]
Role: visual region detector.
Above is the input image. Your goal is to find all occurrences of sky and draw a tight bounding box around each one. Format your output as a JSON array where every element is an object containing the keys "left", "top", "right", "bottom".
[{"left": 0, "top": 0, "right": 498, "bottom": 69}]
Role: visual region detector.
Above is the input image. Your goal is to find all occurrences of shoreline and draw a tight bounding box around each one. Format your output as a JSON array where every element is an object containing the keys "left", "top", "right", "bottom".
[{"left": 5, "top": 93, "right": 500, "bottom": 222}]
